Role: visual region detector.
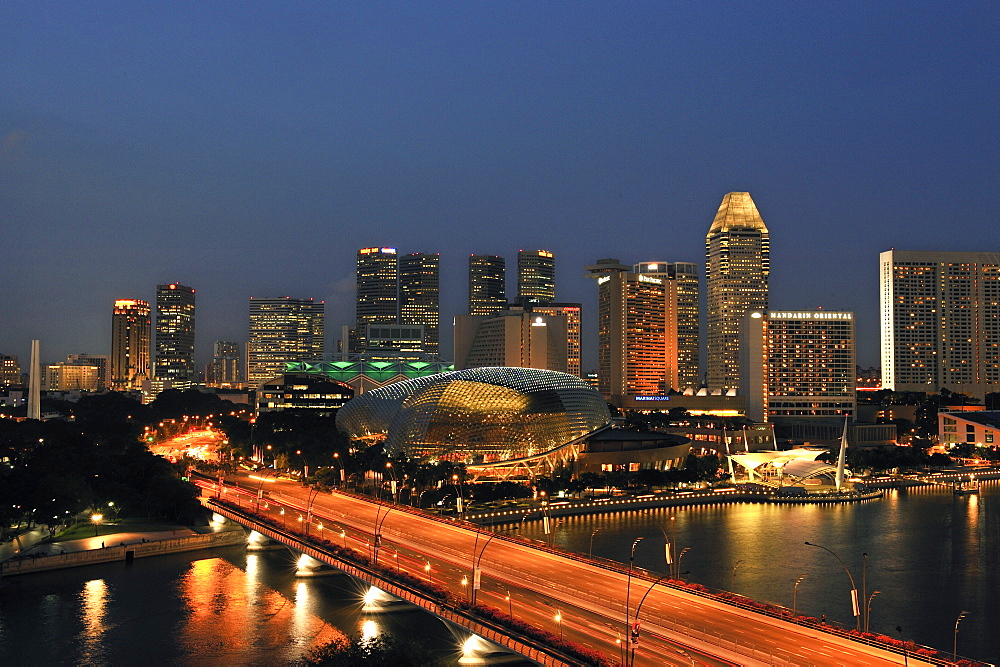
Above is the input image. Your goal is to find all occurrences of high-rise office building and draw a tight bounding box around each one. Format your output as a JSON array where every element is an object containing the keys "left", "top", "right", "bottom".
[
  {"left": 469, "top": 254, "right": 506, "bottom": 315},
  {"left": 633, "top": 261, "right": 701, "bottom": 389},
  {"left": 741, "top": 310, "right": 856, "bottom": 422},
  {"left": 880, "top": 250, "right": 1000, "bottom": 398},
  {"left": 354, "top": 247, "right": 399, "bottom": 352},
  {"left": 154, "top": 284, "right": 196, "bottom": 389},
  {"left": 67, "top": 354, "right": 109, "bottom": 390},
  {"left": 454, "top": 307, "right": 568, "bottom": 373},
  {"left": 587, "top": 259, "right": 674, "bottom": 402},
  {"left": 400, "top": 252, "right": 440, "bottom": 354},
  {"left": 706, "top": 192, "right": 770, "bottom": 391},
  {"left": 111, "top": 299, "right": 151, "bottom": 391},
  {"left": 517, "top": 249, "right": 555, "bottom": 305},
  {"left": 43, "top": 362, "right": 101, "bottom": 391},
  {"left": 247, "top": 297, "right": 324, "bottom": 388},
  {"left": 0, "top": 355, "right": 20, "bottom": 386},
  {"left": 531, "top": 303, "right": 582, "bottom": 377},
  {"left": 206, "top": 341, "right": 241, "bottom": 388}
]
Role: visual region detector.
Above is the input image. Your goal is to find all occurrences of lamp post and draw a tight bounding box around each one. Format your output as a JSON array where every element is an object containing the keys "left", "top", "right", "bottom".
[
  {"left": 502, "top": 587, "right": 513, "bottom": 617},
  {"left": 865, "top": 591, "right": 880, "bottom": 633},
  {"left": 897, "top": 626, "right": 908, "bottom": 667},
  {"left": 471, "top": 526, "right": 518, "bottom": 605},
  {"left": 624, "top": 537, "right": 644, "bottom": 667},
  {"left": 452, "top": 474, "right": 464, "bottom": 519},
  {"left": 554, "top": 609, "right": 563, "bottom": 640},
  {"left": 804, "top": 541, "right": 861, "bottom": 631},
  {"left": 90, "top": 513, "right": 103, "bottom": 537},
  {"left": 373, "top": 505, "right": 395, "bottom": 565},
  {"left": 675, "top": 547, "right": 690, "bottom": 581},
  {"left": 632, "top": 574, "right": 672, "bottom": 667},
  {"left": 304, "top": 486, "right": 321, "bottom": 536},
  {"left": 793, "top": 574, "right": 807, "bottom": 617},
  {"left": 953, "top": 611, "right": 969, "bottom": 661},
  {"left": 424, "top": 561, "right": 432, "bottom": 586},
  {"left": 385, "top": 462, "right": 398, "bottom": 504},
  {"left": 589, "top": 528, "right": 601, "bottom": 559}
]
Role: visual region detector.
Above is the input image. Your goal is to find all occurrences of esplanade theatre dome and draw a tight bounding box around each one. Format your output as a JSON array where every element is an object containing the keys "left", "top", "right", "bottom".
[{"left": 335, "top": 367, "right": 612, "bottom": 464}]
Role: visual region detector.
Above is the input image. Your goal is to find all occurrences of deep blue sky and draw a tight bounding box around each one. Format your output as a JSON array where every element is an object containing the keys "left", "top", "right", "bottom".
[{"left": 2, "top": 1, "right": 998, "bottom": 372}]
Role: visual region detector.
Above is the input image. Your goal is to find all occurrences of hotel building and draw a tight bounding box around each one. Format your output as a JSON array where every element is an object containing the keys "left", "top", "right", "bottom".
[
  {"left": 517, "top": 249, "right": 555, "bottom": 305},
  {"left": 111, "top": 299, "right": 151, "bottom": 391}
]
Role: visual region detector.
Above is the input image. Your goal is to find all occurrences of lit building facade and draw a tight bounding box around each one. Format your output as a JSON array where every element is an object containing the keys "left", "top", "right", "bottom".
[
  {"left": 531, "top": 303, "right": 582, "bottom": 377},
  {"left": 706, "top": 192, "right": 769, "bottom": 391},
  {"left": 43, "top": 362, "right": 100, "bottom": 391},
  {"left": 256, "top": 373, "right": 354, "bottom": 416},
  {"left": 155, "top": 284, "right": 196, "bottom": 389},
  {"left": 517, "top": 249, "right": 555, "bottom": 305},
  {"left": 0, "top": 355, "right": 20, "bottom": 386},
  {"left": 454, "top": 307, "right": 568, "bottom": 373},
  {"left": 741, "top": 310, "right": 856, "bottom": 422},
  {"left": 247, "top": 297, "right": 325, "bottom": 388},
  {"left": 67, "top": 354, "right": 109, "bottom": 390},
  {"left": 633, "top": 261, "right": 700, "bottom": 389},
  {"left": 587, "top": 259, "right": 674, "bottom": 403},
  {"left": 469, "top": 254, "right": 506, "bottom": 315},
  {"left": 354, "top": 247, "right": 399, "bottom": 352},
  {"left": 880, "top": 250, "right": 1000, "bottom": 399},
  {"left": 399, "top": 252, "right": 440, "bottom": 354},
  {"left": 206, "top": 341, "right": 241, "bottom": 388},
  {"left": 111, "top": 299, "right": 151, "bottom": 391},
  {"left": 336, "top": 367, "right": 611, "bottom": 465}
]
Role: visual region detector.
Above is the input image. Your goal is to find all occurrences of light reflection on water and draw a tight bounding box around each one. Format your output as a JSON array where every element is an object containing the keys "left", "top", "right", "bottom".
[
  {"left": 0, "top": 546, "right": 457, "bottom": 665},
  {"left": 518, "top": 480, "right": 999, "bottom": 664}
]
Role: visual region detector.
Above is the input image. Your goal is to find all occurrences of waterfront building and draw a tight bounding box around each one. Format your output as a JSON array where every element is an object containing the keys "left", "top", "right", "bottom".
[
  {"left": 880, "top": 250, "right": 1000, "bottom": 399},
  {"left": 154, "top": 284, "right": 196, "bottom": 389},
  {"left": 0, "top": 355, "right": 21, "bottom": 386},
  {"left": 938, "top": 410, "right": 1000, "bottom": 448},
  {"left": 530, "top": 303, "right": 582, "bottom": 377},
  {"left": 206, "top": 341, "right": 241, "bottom": 388},
  {"left": 516, "top": 249, "right": 555, "bottom": 305},
  {"left": 706, "top": 192, "right": 770, "bottom": 391},
  {"left": 633, "top": 261, "right": 701, "bottom": 389},
  {"left": 247, "top": 297, "right": 325, "bottom": 388},
  {"left": 336, "top": 367, "right": 610, "bottom": 467},
  {"left": 111, "top": 299, "right": 151, "bottom": 391},
  {"left": 740, "top": 310, "right": 856, "bottom": 423},
  {"left": 399, "top": 252, "right": 440, "bottom": 354},
  {"left": 454, "top": 306, "right": 568, "bottom": 373},
  {"left": 468, "top": 254, "right": 506, "bottom": 315},
  {"left": 586, "top": 259, "right": 674, "bottom": 404}
]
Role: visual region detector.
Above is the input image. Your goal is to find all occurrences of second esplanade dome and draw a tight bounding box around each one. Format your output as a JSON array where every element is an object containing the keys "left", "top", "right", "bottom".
[{"left": 335, "top": 367, "right": 612, "bottom": 464}]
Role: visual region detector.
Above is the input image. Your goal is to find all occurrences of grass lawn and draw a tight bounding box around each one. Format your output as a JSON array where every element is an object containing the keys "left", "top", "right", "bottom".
[{"left": 55, "top": 518, "right": 189, "bottom": 542}]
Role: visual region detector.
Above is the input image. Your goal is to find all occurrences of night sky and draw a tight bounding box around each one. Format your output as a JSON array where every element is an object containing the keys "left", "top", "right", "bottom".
[{"left": 3, "top": 2, "right": 998, "bottom": 371}]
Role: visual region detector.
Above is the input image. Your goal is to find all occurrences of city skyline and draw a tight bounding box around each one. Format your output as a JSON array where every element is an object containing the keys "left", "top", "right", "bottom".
[{"left": 2, "top": 3, "right": 997, "bottom": 370}]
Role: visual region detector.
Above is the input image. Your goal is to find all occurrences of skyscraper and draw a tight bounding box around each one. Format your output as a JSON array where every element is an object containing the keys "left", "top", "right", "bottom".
[
  {"left": 399, "top": 252, "right": 440, "bottom": 354},
  {"left": 706, "top": 192, "right": 770, "bottom": 391},
  {"left": 469, "top": 254, "right": 506, "bottom": 315},
  {"left": 354, "top": 247, "right": 399, "bottom": 352},
  {"left": 454, "top": 308, "right": 568, "bottom": 372},
  {"left": 154, "top": 284, "right": 196, "bottom": 389},
  {"left": 517, "top": 249, "right": 555, "bottom": 305},
  {"left": 880, "top": 250, "right": 1000, "bottom": 398},
  {"left": 206, "top": 341, "right": 241, "bottom": 388},
  {"left": 587, "top": 259, "right": 673, "bottom": 402},
  {"left": 531, "top": 303, "right": 582, "bottom": 377},
  {"left": 111, "top": 299, "right": 151, "bottom": 391},
  {"left": 247, "top": 297, "right": 325, "bottom": 388},
  {"left": 633, "top": 261, "right": 701, "bottom": 389},
  {"left": 741, "top": 310, "right": 856, "bottom": 422}
]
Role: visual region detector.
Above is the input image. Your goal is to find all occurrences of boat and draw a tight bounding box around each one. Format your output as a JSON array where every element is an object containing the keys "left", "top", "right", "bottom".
[{"left": 954, "top": 475, "right": 980, "bottom": 495}]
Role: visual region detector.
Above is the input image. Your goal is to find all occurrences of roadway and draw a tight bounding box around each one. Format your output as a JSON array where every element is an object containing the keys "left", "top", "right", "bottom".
[{"left": 211, "top": 473, "right": 928, "bottom": 667}]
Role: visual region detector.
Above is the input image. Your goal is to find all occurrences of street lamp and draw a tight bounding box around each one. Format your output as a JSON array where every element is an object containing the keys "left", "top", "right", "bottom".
[
  {"left": 554, "top": 609, "right": 563, "bottom": 640},
  {"left": 793, "top": 574, "right": 807, "bottom": 617},
  {"left": 953, "top": 611, "right": 969, "bottom": 661},
  {"left": 502, "top": 587, "right": 513, "bottom": 617},
  {"left": 632, "top": 574, "right": 672, "bottom": 667},
  {"left": 675, "top": 547, "right": 690, "bottom": 581},
  {"left": 624, "top": 537, "right": 644, "bottom": 667},
  {"left": 865, "top": 591, "right": 880, "bottom": 633},
  {"left": 589, "top": 528, "right": 601, "bottom": 559},
  {"left": 90, "top": 513, "right": 103, "bottom": 536},
  {"left": 424, "top": 561, "right": 432, "bottom": 585},
  {"left": 897, "top": 626, "right": 908, "bottom": 667},
  {"left": 805, "top": 541, "right": 861, "bottom": 631}
]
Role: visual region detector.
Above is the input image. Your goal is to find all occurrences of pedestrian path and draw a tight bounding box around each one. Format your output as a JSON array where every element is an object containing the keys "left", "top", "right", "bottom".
[{"left": 19, "top": 528, "right": 201, "bottom": 558}]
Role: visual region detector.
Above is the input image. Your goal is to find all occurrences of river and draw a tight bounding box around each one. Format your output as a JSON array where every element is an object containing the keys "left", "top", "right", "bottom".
[
  {"left": 0, "top": 546, "right": 462, "bottom": 665},
  {"left": 517, "top": 480, "right": 1000, "bottom": 664}
]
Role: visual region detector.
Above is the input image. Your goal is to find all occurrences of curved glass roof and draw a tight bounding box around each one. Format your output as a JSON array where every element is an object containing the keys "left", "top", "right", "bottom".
[{"left": 336, "top": 367, "right": 611, "bottom": 464}]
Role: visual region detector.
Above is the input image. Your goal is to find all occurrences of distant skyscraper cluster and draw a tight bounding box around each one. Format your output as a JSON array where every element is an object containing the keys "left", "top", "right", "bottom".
[{"left": 5, "top": 190, "right": 997, "bottom": 422}]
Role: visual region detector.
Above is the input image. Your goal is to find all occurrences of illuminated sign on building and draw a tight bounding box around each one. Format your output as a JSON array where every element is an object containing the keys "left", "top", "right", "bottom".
[
  {"left": 637, "top": 274, "right": 662, "bottom": 285},
  {"left": 769, "top": 311, "right": 852, "bottom": 320},
  {"left": 634, "top": 396, "right": 670, "bottom": 401}
]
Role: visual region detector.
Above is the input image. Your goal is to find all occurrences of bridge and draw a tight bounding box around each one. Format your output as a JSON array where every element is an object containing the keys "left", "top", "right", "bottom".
[{"left": 202, "top": 474, "right": 937, "bottom": 666}]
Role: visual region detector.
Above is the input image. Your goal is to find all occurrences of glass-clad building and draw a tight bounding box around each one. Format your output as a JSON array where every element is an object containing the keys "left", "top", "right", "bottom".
[{"left": 336, "top": 367, "right": 611, "bottom": 465}]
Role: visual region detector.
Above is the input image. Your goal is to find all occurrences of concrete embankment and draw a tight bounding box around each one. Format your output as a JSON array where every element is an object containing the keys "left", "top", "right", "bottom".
[{"left": 0, "top": 528, "right": 247, "bottom": 577}]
